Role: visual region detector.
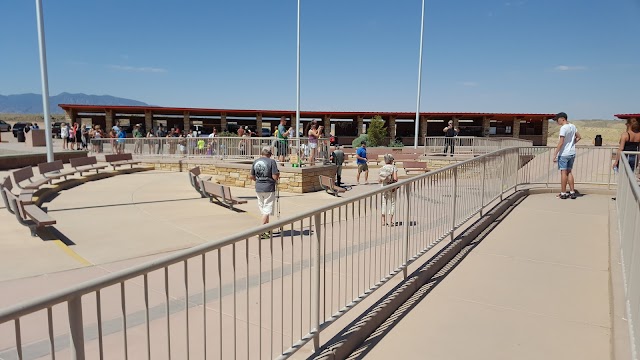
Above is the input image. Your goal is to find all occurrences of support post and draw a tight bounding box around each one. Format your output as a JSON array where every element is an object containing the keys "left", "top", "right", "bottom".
[
  {"left": 323, "top": 114, "right": 331, "bottom": 138},
  {"left": 419, "top": 116, "right": 427, "bottom": 146},
  {"left": 105, "top": 109, "right": 114, "bottom": 131},
  {"left": 389, "top": 116, "right": 397, "bottom": 143},
  {"left": 482, "top": 116, "right": 491, "bottom": 137},
  {"left": 450, "top": 167, "right": 458, "bottom": 242},
  {"left": 480, "top": 156, "right": 486, "bottom": 216},
  {"left": 541, "top": 117, "right": 550, "bottom": 146},
  {"left": 183, "top": 111, "right": 190, "bottom": 132},
  {"left": 220, "top": 113, "right": 227, "bottom": 132},
  {"left": 312, "top": 213, "right": 322, "bottom": 350},
  {"left": 357, "top": 116, "right": 364, "bottom": 136},
  {"left": 403, "top": 184, "right": 411, "bottom": 278},
  {"left": 256, "top": 113, "right": 263, "bottom": 135},
  {"left": 144, "top": 110, "right": 152, "bottom": 132},
  {"left": 35, "top": 0, "right": 54, "bottom": 162},
  {"left": 512, "top": 116, "right": 521, "bottom": 139},
  {"left": 68, "top": 297, "right": 86, "bottom": 360}
]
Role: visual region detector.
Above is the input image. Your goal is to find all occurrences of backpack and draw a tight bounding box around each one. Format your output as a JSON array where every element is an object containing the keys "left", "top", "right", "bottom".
[{"left": 379, "top": 165, "right": 394, "bottom": 184}]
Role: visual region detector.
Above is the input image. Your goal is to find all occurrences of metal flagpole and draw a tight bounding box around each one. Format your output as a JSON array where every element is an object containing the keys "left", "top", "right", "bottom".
[
  {"left": 413, "top": 0, "right": 426, "bottom": 149},
  {"left": 35, "top": 0, "right": 54, "bottom": 162},
  {"left": 295, "top": 0, "right": 301, "bottom": 140}
]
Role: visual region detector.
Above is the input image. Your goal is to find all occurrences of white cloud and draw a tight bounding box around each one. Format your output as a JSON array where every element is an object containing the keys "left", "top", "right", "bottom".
[
  {"left": 461, "top": 81, "right": 479, "bottom": 87},
  {"left": 554, "top": 65, "right": 587, "bottom": 71},
  {"left": 107, "top": 65, "right": 167, "bottom": 73}
]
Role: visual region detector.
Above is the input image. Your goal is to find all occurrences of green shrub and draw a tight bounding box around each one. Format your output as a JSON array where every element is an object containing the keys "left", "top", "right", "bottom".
[
  {"left": 367, "top": 115, "right": 387, "bottom": 147},
  {"left": 352, "top": 134, "right": 368, "bottom": 148},
  {"left": 389, "top": 139, "right": 404, "bottom": 147}
]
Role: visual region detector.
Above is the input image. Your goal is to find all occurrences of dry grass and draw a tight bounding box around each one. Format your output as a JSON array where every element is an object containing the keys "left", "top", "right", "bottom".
[{"left": 547, "top": 120, "right": 626, "bottom": 146}]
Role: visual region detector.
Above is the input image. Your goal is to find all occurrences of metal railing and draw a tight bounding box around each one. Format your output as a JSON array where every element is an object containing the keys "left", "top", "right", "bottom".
[
  {"left": 423, "top": 136, "right": 533, "bottom": 156},
  {"left": 0, "top": 145, "right": 626, "bottom": 359},
  {"left": 616, "top": 151, "right": 640, "bottom": 360},
  {"left": 88, "top": 137, "right": 331, "bottom": 163}
]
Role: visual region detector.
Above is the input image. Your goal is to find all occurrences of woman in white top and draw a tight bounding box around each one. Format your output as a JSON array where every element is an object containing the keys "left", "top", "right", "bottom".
[
  {"left": 379, "top": 154, "right": 399, "bottom": 226},
  {"left": 60, "top": 123, "right": 69, "bottom": 149}
]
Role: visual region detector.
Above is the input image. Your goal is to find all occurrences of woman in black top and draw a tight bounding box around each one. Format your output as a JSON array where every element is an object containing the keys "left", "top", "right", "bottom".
[{"left": 613, "top": 117, "right": 640, "bottom": 171}]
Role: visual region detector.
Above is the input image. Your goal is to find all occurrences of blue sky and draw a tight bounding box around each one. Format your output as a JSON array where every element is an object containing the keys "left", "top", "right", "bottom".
[{"left": 1, "top": 0, "right": 639, "bottom": 119}]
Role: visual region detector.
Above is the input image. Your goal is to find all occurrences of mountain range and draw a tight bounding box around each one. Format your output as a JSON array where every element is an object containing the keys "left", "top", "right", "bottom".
[{"left": 0, "top": 93, "right": 148, "bottom": 114}]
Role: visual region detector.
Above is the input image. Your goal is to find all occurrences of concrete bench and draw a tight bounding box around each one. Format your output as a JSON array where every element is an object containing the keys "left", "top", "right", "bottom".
[
  {"left": 1, "top": 176, "right": 34, "bottom": 213},
  {"left": 188, "top": 167, "right": 212, "bottom": 198},
  {"left": 104, "top": 153, "right": 141, "bottom": 170},
  {"left": 70, "top": 156, "right": 108, "bottom": 176},
  {"left": 319, "top": 175, "right": 346, "bottom": 197},
  {"left": 2, "top": 187, "right": 56, "bottom": 236},
  {"left": 199, "top": 180, "right": 247, "bottom": 209},
  {"left": 38, "top": 160, "right": 78, "bottom": 181},
  {"left": 10, "top": 166, "right": 51, "bottom": 190},
  {"left": 402, "top": 161, "right": 429, "bottom": 174}
]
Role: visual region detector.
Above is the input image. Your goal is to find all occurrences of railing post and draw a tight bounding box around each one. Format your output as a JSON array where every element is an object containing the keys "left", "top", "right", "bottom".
[
  {"left": 480, "top": 156, "right": 486, "bottom": 216},
  {"left": 450, "top": 167, "right": 458, "bottom": 242},
  {"left": 514, "top": 149, "right": 519, "bottom": 192},
  {"left": 608, "top": 147, "right": 613, "bottom": 190},
  {"left": 312, "top": 213, "right": 322, "bottom": 350},
  {"left": 403, "top": 184, "right": 411, "bottom": 278},
  {"left": 68, "top": 296, "right": 86, "bottom": 360},
  {"left": 546, "top": 148, "right": 551, "bottom": 188},
  {"left": 500, "top": 152, "right": 506, "bottom": 201}
]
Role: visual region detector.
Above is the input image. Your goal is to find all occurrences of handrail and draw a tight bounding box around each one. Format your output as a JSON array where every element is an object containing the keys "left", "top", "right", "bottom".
[{"left": 0, "top": 145, "right": 626, "bottom": 360}]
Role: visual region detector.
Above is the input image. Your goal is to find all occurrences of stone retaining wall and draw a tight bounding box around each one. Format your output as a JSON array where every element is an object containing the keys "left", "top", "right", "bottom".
[{"left": 141, "top": 160, "right": 337, "bottom": 193}]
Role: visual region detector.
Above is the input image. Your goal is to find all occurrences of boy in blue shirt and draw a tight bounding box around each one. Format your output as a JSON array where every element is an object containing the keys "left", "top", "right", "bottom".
[{"left": 356, "top": 141, "right": 369, "bottom": 184}]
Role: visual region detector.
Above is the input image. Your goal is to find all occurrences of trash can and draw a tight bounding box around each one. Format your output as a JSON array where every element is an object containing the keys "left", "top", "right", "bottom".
[
  {"left": 17, "top": 130, "right": 26, "bottom": 143},
  {"left": 594, "top": 135, "right": 603, "bottom": 147}
]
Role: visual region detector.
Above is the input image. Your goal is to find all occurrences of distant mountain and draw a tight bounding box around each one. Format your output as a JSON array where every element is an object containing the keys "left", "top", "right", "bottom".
[{"left": 0, "top": 92, "right": 148, "bottom": 114}]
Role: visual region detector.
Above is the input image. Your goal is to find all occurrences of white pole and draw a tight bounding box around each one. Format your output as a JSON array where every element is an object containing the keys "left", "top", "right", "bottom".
[
  {"left": 295, "top": 0, "right": 301, "bottom": 139},
  {"left": 35, "top": 0, "right": 55, "bottom": 162},
  {"left": 413, "top": 0, "right": 426, "bottom": 149}
]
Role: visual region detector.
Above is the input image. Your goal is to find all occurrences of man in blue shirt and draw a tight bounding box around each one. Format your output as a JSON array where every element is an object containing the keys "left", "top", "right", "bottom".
[{"left": 356, "top": 141, "right": 369, "bottom": 184}]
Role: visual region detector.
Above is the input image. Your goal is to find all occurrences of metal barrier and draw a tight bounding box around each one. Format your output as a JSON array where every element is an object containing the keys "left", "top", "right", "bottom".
[
  {"left": 616, "top": 151, "right": 640, "bottom": 360},
  {"left": 423, "top": 136, "right": 533, "bottom": 156},
  {"left": 88, "top": 137, "right": 331, "bottom": 163},
  {"left": 0, "top": 145, "right": 627, "bottom": 359}
]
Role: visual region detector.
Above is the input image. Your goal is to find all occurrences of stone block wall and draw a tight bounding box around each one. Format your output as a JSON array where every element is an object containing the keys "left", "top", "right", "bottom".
[{"left": 141, "top": 160, "right": 336, "bottom": 193}]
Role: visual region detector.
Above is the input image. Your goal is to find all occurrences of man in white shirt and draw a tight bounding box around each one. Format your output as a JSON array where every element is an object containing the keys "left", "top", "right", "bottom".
[{"left": 552, "top": 112, "right": 582, "bottom": 199}]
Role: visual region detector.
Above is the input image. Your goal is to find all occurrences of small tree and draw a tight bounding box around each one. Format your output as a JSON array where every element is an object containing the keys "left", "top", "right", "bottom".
[{"left": 367, "top": 115, "right": 387, "bottom": 147}]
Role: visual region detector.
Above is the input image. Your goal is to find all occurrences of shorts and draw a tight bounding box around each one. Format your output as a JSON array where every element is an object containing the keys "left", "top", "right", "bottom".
[
  {"left": 358, "top": 163, "right": 369, "bottom": 173},
  {"left": 558, "top": 155, "right": 575, "bottom": 170},
  {"left": 257, "top": 191, "right": 276, "bottom": 216},
  {"left": 276, "top": 141, "right": 287, "bottom": 156},
  {"left": 309, "top": 142, "right": 318, "bottom": 149}
]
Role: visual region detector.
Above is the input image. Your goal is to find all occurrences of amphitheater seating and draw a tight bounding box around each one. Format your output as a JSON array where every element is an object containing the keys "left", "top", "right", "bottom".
[
  {"left": 319, "top": 175, "right": 346, "bottom": 197},
  {"left": 10, "top": 166, "right": 52, "bottom": 190},
  {"left": 2, "top": 187, "right": 56, "bottom": 236},
  {"left": 70, "top": 156, "right": 107, "bottom": 175},
  {"left": 188, "top": 167, "right": 212, "bottom": 198},
  {"left": 105, "top": 153, "right": 141, "bottom": 170},
  {"left": 199, "top": 179, "right": 247, "bottom": 209},
  {"left": 38, "top": 160, "right": 78, "bottom": 181},
  {"left": 402, "top": 161, "right": 429, "bottom": 174}
]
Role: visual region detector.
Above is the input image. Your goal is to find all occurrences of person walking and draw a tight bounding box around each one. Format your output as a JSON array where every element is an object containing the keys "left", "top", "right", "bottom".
[
  {"left": 613, "top": 117, "right": 640, "bottom": 172},
  {"left": 356, "top": 141, "right": 369, "bottom": 184},
  {"left": 552, "top": 112, "right": 582, "bottom": 199},
  {"left": 443, "top": 120, "right": 458, "bottom": 156},
  {"left": 379, "top": 154, "right": 399, "bottom": 226},
  {"left": 330, "top": 145, "right": 345, "bottom": 186},
  {"left": 250, "top": 146, "right": 280, "bottom": 239}
]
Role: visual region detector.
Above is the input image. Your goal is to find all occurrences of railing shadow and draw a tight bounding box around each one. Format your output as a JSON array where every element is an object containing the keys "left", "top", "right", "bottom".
[{"left": 311, "top": 194, "right": 526, "bottom": 360}]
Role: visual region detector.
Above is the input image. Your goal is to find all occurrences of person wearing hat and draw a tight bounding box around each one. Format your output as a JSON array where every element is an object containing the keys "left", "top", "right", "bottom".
[
  {"left": 552, "top": 112, "right": 582, "bottom": 199},
  {"left": 250, "top": 146, "right": 281, "bottom": 238}
]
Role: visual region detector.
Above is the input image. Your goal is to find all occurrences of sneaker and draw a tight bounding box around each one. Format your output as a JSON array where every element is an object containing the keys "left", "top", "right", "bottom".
[
  {"left": 259, "top": 232, "right": 270, "bottom": 240},
  {"left": 560, "top": 193, "right": 568, "bottom": 199},
  {"left": 570, "top": 192, "right": 577, "bottom": 199}
]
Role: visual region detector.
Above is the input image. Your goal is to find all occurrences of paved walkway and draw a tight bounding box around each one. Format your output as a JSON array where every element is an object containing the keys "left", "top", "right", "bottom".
[{"left": 356, "top": 193, "right": 613, "bottom": 360}]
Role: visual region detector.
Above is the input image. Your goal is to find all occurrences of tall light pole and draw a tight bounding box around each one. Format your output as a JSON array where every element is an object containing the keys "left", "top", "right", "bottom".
[
  {"left": 295, "top": 0, "right": 301, "bottom": 139},
  {"left": 413, "top": 0, "right": 426, "bottom": 148},
  {"left": 35, "top": 0, "right": 54, "bottom": 162}
]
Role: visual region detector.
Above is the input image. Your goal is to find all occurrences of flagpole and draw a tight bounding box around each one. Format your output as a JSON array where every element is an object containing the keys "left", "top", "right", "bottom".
[
  {"left": 35, "top": 0, "right": 54, "bottom": 162},
  {"left": 413, "top": 0, "right": 426, "bottom": 149},
  {"left": 295, "top": 0, "right": 301, "bottom": 139}
]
